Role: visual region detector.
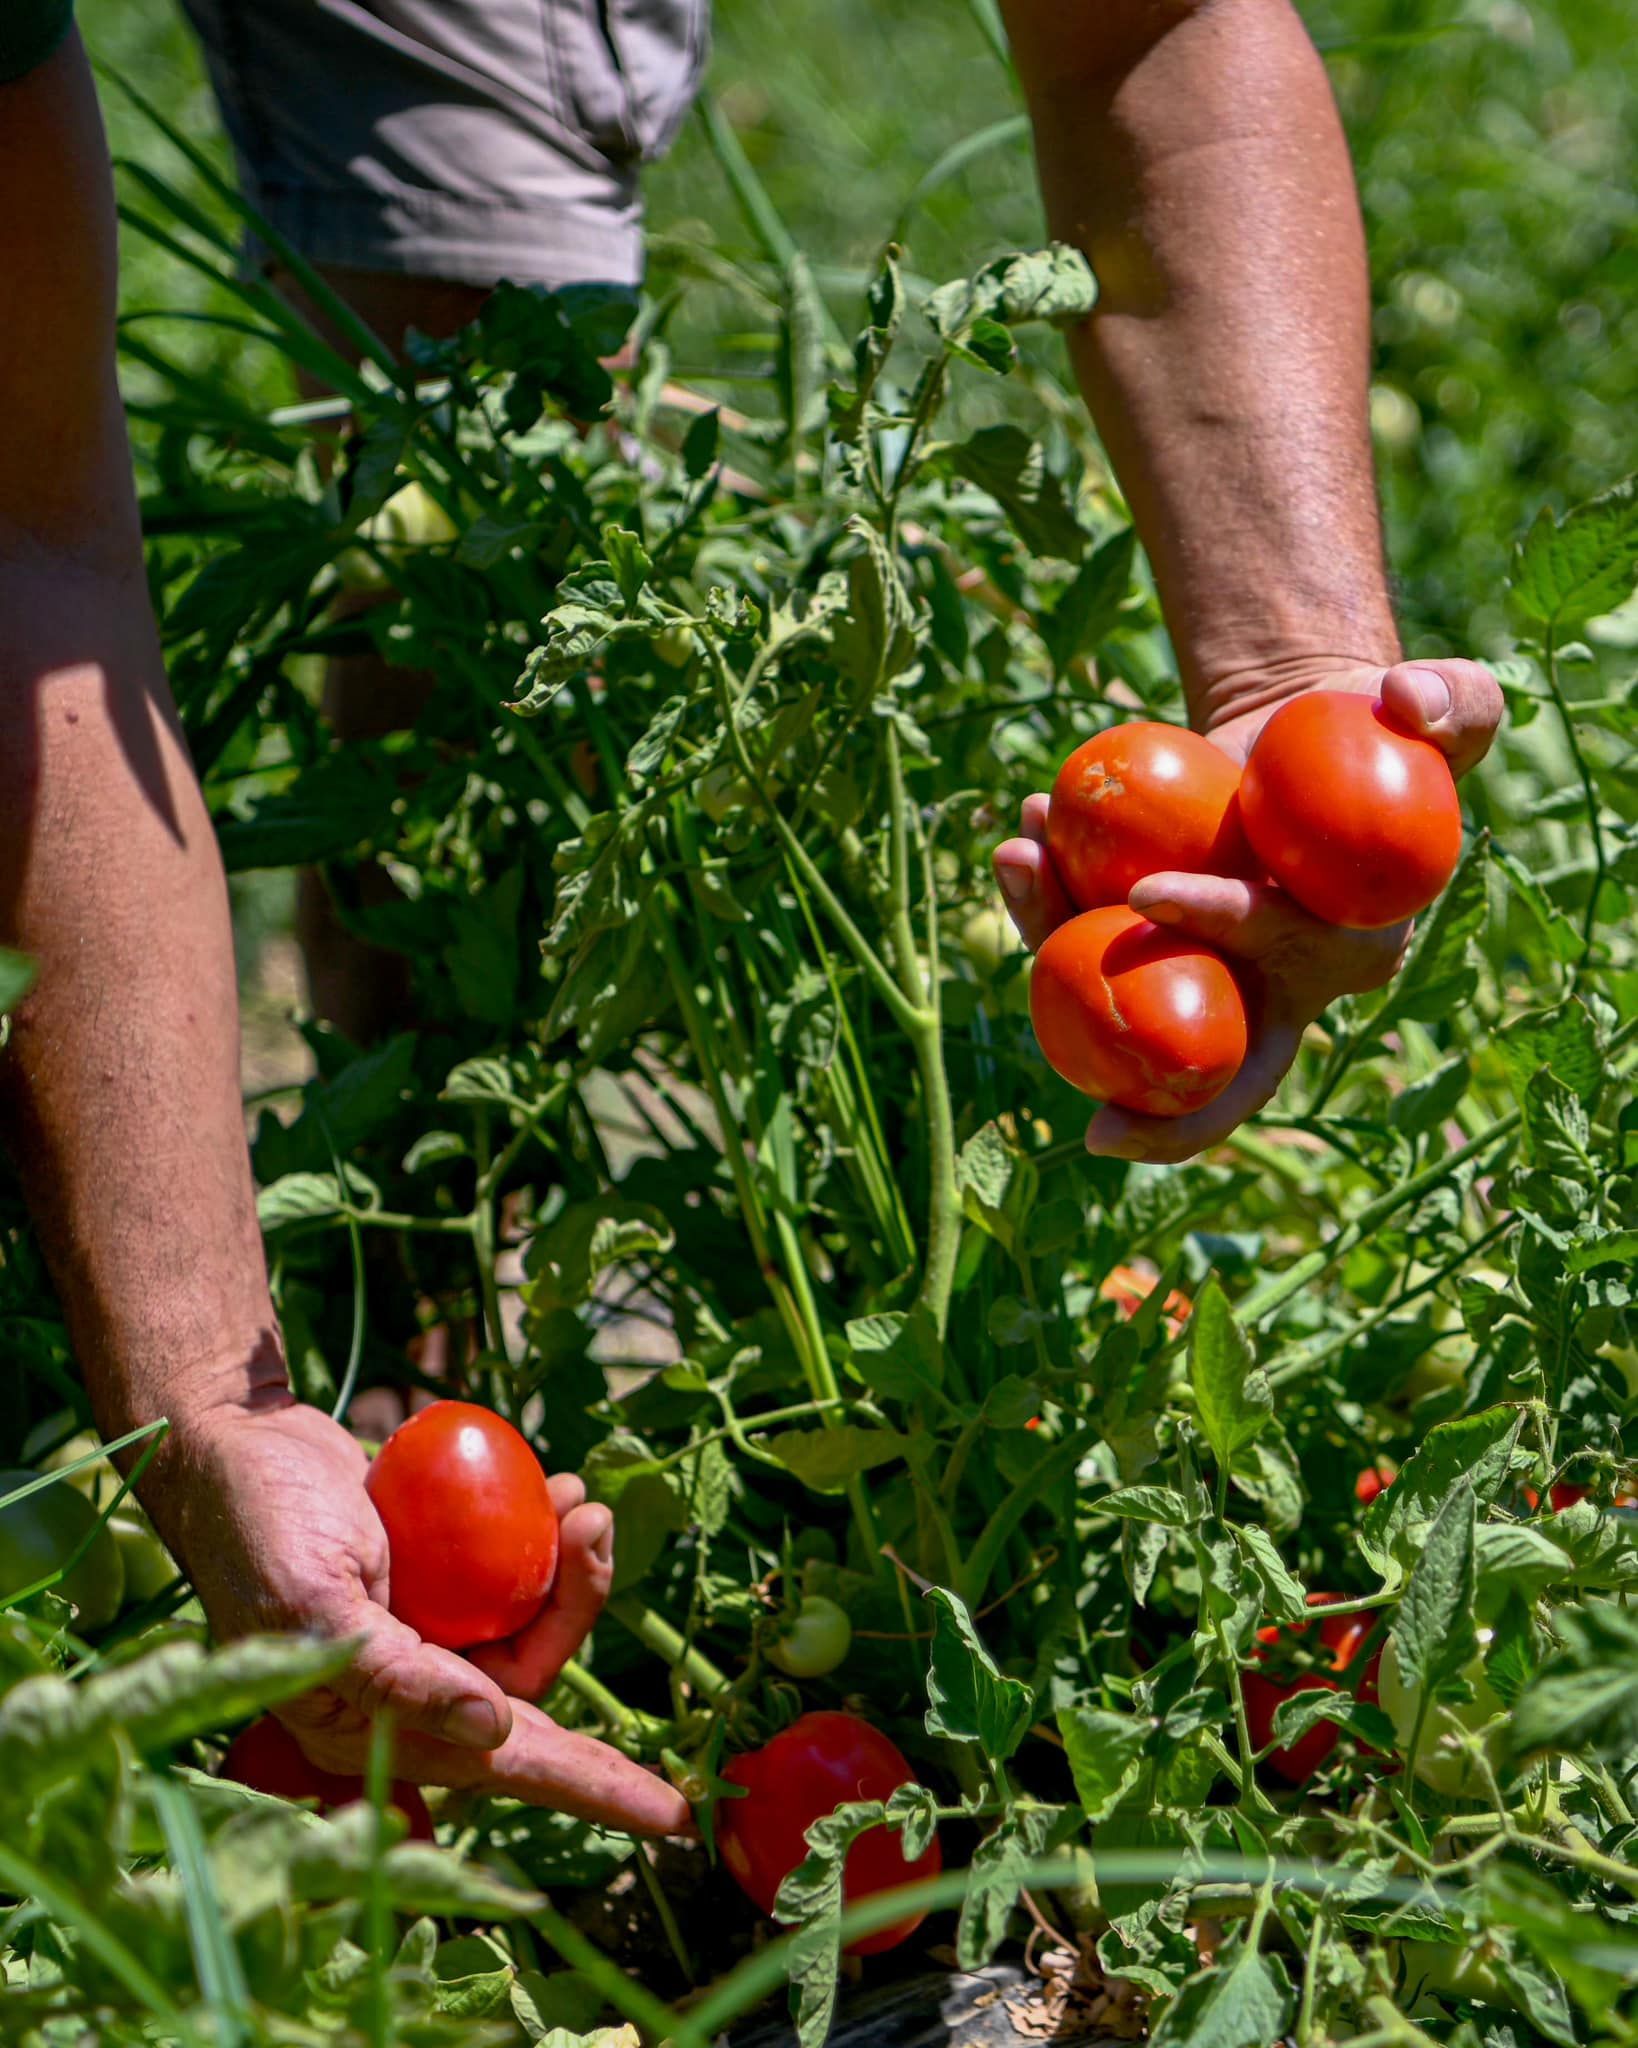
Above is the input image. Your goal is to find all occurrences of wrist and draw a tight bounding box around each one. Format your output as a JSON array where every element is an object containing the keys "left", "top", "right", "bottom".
[
  {"left": 1193, "top": 649, "right": 1403, "bottom": 766},
  {"left": 91, "top": 1330, "right": 293, "bottom": 1478}
]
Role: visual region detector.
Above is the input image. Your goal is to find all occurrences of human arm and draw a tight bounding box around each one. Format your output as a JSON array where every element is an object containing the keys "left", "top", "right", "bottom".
[
  {"left": 0, "top": 37, "right": 685, "bottom": 1831},
  {"left": 991, "top": 0, "right": 1501, "bottom": 1158}
]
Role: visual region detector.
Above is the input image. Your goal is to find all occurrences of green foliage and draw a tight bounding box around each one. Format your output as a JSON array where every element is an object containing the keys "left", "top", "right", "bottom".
[{"left": 1, "top": 2, "right": 1636, "bottom": 2042}]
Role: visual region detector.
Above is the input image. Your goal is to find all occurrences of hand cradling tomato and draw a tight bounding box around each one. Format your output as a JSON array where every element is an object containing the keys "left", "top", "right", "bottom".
[
  {"left": 365, "top": 1401, "right": 560, "bottom": 1651},
  {"left": 1242, "top": 1594, "right": 1380, "bottom": 1785},
  {"left": 717, "top": 1711, "right": 942, "bottom": 1955},
  {"left": 1238, "top": 690, "right": 1461, "bottom": 928},
  {"left": 223, "top": 1715, "right": 435, "bottom": 1842},
  {"left": 1030, "top": 905, "right": 1249, "bottom": 1116}
]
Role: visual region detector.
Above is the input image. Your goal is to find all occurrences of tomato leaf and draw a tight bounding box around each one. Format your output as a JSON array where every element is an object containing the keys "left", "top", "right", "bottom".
[
  {"left": 1389, "top": 1479, "right": 1479, "bottom": 1704},
  {"left": 765, "top": 1426, "right": 911, "bottom": 1494},
  {"left": 1511, "top": 474, "right": 1638, "bottom": 632},
  {"left": 1359, "top": 1405, "right": 1523, "bottom": 1582},
  {"left": 924, "top": 1587, "right": 1033, "bottom": 1761},
  {"left": 1058, "top": 1705, "right": 1149, "bottom": 1821},
  {"left": 956, "top": 1806, "right": 1055, "bottom": 1969},
  {"left": 1509, "top": 1602, "right": 1638, "bottom": 1763},
  {"left": 1189, "top": 1282, "right": 1273, "bottom": 1470},
  {"left": 1149, "top": 1940, "right": 1295, "bottom": 2048}
]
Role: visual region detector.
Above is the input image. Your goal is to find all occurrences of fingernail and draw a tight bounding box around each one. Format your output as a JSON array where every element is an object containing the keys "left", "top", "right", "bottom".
[
  {"left": 1405, "top": 666, "right": 1451, "bottom": 723},
  {"left": 594, "top": 1519, "right": 616, "bottom": 1568},
  {"left": 1143, "top": 900, "right": 1183, "bottom": 926},
  {"left": 446, "top": 1698, "right": 503, "bottom": 1749},
  {"left": 998, "top": 866, "right": 1031, "bottom": 904}
]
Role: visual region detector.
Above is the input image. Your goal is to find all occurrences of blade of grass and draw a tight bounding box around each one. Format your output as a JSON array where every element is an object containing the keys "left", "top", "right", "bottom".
[{"left": 150, "top": 1770, "right": 251, "bottom": 2045}]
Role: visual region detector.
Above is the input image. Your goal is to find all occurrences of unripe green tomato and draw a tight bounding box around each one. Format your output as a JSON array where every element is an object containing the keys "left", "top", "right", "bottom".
[
  {"left": 337, "top": 480, "right": 459, "bottom": 593},
  {"left": 1400, "top": 1938, "right": 1512, "bottom": 2012},
  {"left": 766, "top": 1596, "right": 853, "bottom": 1678},
  {"left": 697, "top": 761, "right": 780, "bottom": 824},
  {"left": 111, "top": 1508, "right": 179, "bottom": 1606},
  {"left": 30, "top": 1427, "right": 124, "bottom": 1511},
  {"left": 0, "top": 1469, "right": 125, "bottom": 1630},
  {"left": 655, "top": 624, "right": 698, "bottom": 669},
  {"left": 1378, "top": 1630, "right": 1504, "bottom": 1798},
  {"left": 1401, "top": 1342, "right": 1469, "bottom": 1406},
  {"left": 960, "top": 906, "right": 1021, "bottom": 981}
]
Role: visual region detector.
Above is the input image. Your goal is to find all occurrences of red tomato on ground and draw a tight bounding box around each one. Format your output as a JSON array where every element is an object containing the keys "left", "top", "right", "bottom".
[
  {"left": 1046, "top": 722, "right": 1255, "bottom": 912},
  {"left": 1238, "top": 691, "right": 1461, "bottom": 929},
  {"left": 1030, "top": 907, "right": 1249, "bottom": 1116},
  {"left": 1100, "top": 1263, "right": 1193, "bottom": 1336},
  {"left": 718, "top": 1711, "right": 942, "bottom": 1956},
  {"left": 1243, "top": 1595, "right": 1377, "bottom": 1785},
  {"left": 365, "top": 1400, "right": 559, "bottom": 1650},
  {"left": 1355, "top": 1463, "right": 1396, "bottom": 1506},
  {"left": 222, "top": 1715, "right": 434, "bottom": 1841}
]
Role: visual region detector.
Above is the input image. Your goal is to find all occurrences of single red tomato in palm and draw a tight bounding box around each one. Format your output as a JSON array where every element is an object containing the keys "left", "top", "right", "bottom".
[
  {"left": 1243, "top": 1596, "right": 1375, "bottom": 1785},
  {"left": 718, "top": 1711, "right": 942, "bottom": 1956},
  {"left": 1046, "top": 722, "right": 1256, "bottom": 911},
  {"left": 365, "top": 1400, "right": 559, "bottom": 1650},
  {"left": 1030, "top": 906, "right": 1249, "bottom": 1116},
  {"left": 1238, "top": 691, "right": 1461, "bottom": 929},
  {"left": 222, "top": 1715, "right": 435, "bottom": 1842}
]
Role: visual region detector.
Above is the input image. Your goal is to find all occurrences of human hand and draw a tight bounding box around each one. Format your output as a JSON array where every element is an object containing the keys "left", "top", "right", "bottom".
[
  {"left": 993, "top": 658, "right": 1503, "bottom": 1164},
  {"left": 142, "top": 1395, "right": 690, "bottom": 1835}
]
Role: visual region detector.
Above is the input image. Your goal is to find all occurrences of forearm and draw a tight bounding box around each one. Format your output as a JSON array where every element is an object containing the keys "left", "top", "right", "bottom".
[
  {"left": 1005, "top": 0, "right": 1399, "bottom": 727},
  {"left": 0, "top": 561, "right": 287, "bottom": 1448}
]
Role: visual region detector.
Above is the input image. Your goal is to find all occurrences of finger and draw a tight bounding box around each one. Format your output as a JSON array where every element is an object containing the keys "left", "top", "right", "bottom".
[
  {"left": 1129, "top": 873, "right": 1406, "bottom": 998},
  {"left": 994, "top": 796, "right": 1075, "bottom": 953},
  {"left": 547, "top": 1473, "right": 587, "bottom": 1518},
  {"left": 1379, "top": 658, "right": 1503, "bottom": 780},
  {"left": 281, "top": 1602, "right": 515, "bottom": 1757},
  {"left": 1086, "top": 1016, "right": 1307, "bottom": 1166},
  {"left": 394, "top": 1700, "right": 695, "bottom": 1836},
  {"left": 467, "top": 1501, "right": 615, "bottom": 1699}
]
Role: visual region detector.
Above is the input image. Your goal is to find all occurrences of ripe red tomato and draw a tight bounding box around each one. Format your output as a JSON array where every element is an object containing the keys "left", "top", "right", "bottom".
[
  {"left": 1046, "top": 722, "right": 1255, "bottom": 911},
  {"left": 365, "top": 1401, "right": 559, "bottom": 1650},
  {"left": 1238, "top": 691, "right": 1461, "bottom": 929},
  {"left": 1100, "top": 1263, "right": 1193, "bottom": 1335},
  {"left": 1030, "top": 907, "right": 1248, "bottom": 1116},
  {"left": 1355, "top": 1462, "right": 1396, "bottom": 1506},
  {"left": 222, "top": 1716, "right": 434, "bottom": 1841},
  {"left": 1243, "top": 1596, "right": 1376, "bottom": 1785},
  {"left": 1523, "top": 1482, "right": 1588, "bottom": 1513},
  {"left": 718, "top": 1711, "right": 942, "bottom": 1956}
]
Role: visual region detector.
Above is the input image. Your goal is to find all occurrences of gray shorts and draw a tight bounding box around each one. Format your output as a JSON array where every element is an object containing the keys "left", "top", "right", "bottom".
[{"left": 181, "top": 0, "right": 710, "bottom": 289}]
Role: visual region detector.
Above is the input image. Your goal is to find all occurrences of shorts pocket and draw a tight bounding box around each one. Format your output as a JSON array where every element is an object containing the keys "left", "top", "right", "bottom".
[{"left": 548, "top": 0, "right": 709, "bottom": 164}]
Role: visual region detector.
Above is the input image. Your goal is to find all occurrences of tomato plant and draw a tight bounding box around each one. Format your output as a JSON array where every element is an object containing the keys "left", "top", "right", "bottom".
[
  {"left": 1030, "top": 905, "right": 1249, "bottom": 1114},
  {"left": 717, "top": 1713, "right": 942, "bottom": 1954},
  {"left": 364, "top": 1402, "right": 559, "bottom": 1650},
  {"left": 1238, "top": 691, "right": 1462, "bottom": 927},
  {"left": 1045, "top": 721, "right": 1253, "bottom": 910},
  {"left": 222, "top": 1715, "right": 435, "bottom": 1841}
]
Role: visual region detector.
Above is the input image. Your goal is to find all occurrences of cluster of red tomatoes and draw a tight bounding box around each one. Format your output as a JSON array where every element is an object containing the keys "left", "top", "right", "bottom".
[{"left": 1030, "top": 694, "right": 1462, "bottom": 1115}]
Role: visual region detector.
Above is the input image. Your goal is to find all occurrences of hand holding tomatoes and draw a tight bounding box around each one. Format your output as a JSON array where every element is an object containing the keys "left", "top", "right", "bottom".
[
  {"left": 139, "top": 1398, "right": 690, "bottom": 1836},
  {"left": 717, "top": 1712, "right": 942, "bottom": 1954},
  {"left": 994, "top": 659, "right": 1502, "bottom": 1162}
]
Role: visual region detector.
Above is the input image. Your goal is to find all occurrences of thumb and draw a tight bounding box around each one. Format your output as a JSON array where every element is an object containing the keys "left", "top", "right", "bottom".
[{"left": 1380, "top": 658, "right": 1503, "bottom": 780}]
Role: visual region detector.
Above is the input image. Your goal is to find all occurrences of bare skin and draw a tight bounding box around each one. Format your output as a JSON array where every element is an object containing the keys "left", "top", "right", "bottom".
[
  {"left": 0, "top": 36, "right": 686, "bottom": 1835},
  {"left": 991, "top": 0, "right": 1502, "bottom": 1159},
  {"left": 2, "top": 2, "right": 1495, "bottom": 1798}
]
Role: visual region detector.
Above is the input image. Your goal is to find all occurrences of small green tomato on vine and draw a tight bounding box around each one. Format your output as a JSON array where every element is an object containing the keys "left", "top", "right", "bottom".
[{"left": 766, "top": 1594, "right": 853, "bottom": 1678}]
